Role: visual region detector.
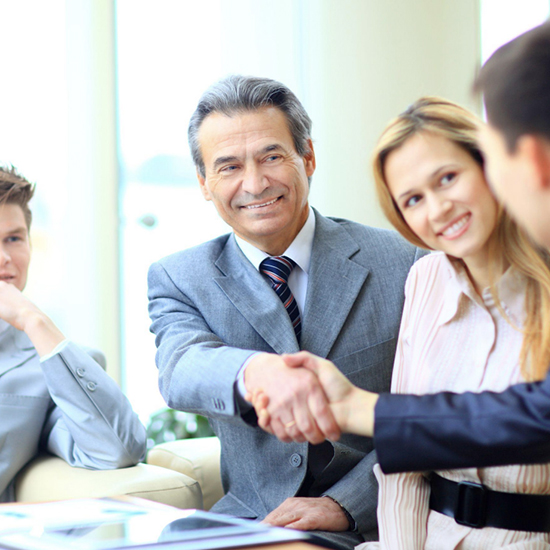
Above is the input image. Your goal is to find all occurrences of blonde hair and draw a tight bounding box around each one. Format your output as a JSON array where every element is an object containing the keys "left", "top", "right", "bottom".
[{"left": 372, "top": 96, "right": 550, "bottom": 381}]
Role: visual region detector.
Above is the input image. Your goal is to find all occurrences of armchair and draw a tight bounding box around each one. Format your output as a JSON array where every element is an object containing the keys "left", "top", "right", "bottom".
[
  {"left": 15, "top": 453, "right": 203, "bottom": 509},
  {"left": 146, "top": 436, "right": 223, "bottom": 510}
]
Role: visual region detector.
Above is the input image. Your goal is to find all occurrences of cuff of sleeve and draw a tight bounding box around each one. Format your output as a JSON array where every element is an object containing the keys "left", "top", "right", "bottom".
[
  {"left": 39, "top": 339, "right": 70, "bottom": 362},
  {"left": 234, "top": 352, "right": 261, "bottom": 413},
  {"left": 322, "top": 495, "right": 358, "bottom": 532}
]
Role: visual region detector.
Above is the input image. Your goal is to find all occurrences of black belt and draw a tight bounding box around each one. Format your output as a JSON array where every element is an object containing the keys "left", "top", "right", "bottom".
[{"left": 429, "top": 473, "right": 550, "bottom": 532}]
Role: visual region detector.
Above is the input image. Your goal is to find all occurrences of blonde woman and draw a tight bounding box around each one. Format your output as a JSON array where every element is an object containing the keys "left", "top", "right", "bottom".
[
  {"left": 357, "top": 97, "right": 550, "bottom": 549},
  {"left": 251, "top": 96, "right": 550, "bottom": 546}
]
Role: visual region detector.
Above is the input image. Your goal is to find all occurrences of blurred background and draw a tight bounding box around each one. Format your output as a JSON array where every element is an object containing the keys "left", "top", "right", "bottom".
[{"left": 0, "top": 0, "right": 547, "bottom": 437}]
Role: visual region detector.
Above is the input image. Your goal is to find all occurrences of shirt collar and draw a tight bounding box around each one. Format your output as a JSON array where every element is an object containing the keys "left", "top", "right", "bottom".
[
  {"left": 438, "top": 253, "right": 527, "bottom": 326},
  {"left": 234, "top": 207, "right": 315, "bottom": 273}
]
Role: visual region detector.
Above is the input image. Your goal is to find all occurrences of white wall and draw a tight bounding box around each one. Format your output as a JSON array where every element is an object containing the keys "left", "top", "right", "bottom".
[
  {"left": 62, "top": 0, "right": 120, "bottom": 381},
  {"left": 0, "top": 0, "right": 483, "bottom": 392},
  {"left": 302, "top": 0, "right": 481, "bottom": 229}
]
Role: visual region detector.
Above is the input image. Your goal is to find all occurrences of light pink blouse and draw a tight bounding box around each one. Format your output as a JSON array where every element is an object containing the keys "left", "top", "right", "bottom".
[{"left": 358, "top": 252, "right": 550, "bottom": 550}]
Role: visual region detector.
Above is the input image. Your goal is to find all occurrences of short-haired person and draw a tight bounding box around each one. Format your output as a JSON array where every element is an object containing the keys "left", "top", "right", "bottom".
[
  {"left": 147, "top": 75, "right": 423, "bottom": 549},
  {"left": 253, "top": 20, "right": 550, "bottom": 490},
  {"left": 0, "top": 167, "right": 146, "bottom": 501}
]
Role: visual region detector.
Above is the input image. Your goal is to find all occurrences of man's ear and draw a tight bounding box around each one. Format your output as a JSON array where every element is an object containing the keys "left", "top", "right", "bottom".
[
  {"left": 516, "top": 135, "right": 550, "bottom": 191},
  {"left": 304, "top": 139, "right": 316, "bottom": 177},
  {"left": 197, "top": 170, "right": 211, "bottom": 201}
]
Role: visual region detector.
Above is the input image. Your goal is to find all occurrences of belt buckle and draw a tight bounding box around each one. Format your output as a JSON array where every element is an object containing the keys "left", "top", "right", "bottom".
[{"left": 454, "top": 480, "right": 487, "bottom": 528}]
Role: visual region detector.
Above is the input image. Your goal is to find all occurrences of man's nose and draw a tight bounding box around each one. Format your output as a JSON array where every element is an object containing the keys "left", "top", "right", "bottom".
[
  {"left": 0, "top": 247, "right": 10, "bottom": 265},
  {"left": 241, "top": 165, "right": 269, "bottom": 195}
]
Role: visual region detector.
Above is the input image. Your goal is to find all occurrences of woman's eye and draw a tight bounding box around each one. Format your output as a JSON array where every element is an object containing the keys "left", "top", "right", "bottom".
[
  {"left": 441, "top": 172, "right": 457, "bottom": 185},
  {"left": 404, "top": 195, "right": 421, "bottom": 208}
]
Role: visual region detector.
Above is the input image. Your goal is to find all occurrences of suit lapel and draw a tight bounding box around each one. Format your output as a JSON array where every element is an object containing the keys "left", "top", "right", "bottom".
[
  {"left": 302, "top": 212, "right": 370, "bottom": 357},
  {"left": 214, "top": 236, "right": 300, "bottom": 354}
]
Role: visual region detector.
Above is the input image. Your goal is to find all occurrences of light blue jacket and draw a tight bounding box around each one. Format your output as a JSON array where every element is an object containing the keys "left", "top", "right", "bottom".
[
  {"left": 0, "top": 325, "right": 146, "bottom": 502},
  {"left": 148, "top": 210, "right": 424, "bottom": 547}
]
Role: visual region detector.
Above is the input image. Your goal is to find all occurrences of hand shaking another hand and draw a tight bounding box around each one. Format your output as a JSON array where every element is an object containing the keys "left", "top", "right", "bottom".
[{"left": 246, "top": 351, "right": 378, "bottom": 441}]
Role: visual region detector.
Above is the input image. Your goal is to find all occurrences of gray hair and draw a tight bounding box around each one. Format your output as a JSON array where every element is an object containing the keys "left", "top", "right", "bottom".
[{"left": 188, "top": 75, "right": 313, "bottom": 177}]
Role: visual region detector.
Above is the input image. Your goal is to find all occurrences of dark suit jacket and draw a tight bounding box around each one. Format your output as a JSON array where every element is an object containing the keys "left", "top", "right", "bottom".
[
  {"left": 148, "top": 209, "right": 422, "bottom": 548},
  {"left": 375, "top": 376, "right": 550, "bottom": 474}
]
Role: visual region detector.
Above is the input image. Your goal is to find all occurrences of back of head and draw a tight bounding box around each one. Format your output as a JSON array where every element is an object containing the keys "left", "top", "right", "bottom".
[
  {"left": 475, "top": 20, "right": 550, "bottom": 150},
  {"left": 188, "top": 75, "right": 312, "bottom": 177},
  {"left": 0, "top": 167, "right": 34, "bottom": 230},
  {"left": 372, "top": 96, "right": 483, "bottom": 248}
]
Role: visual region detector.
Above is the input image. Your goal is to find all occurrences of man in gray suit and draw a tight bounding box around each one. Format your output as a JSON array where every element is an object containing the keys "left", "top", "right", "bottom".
[{"left": 148, "top": 75, "right": 422, "bottom": 549}]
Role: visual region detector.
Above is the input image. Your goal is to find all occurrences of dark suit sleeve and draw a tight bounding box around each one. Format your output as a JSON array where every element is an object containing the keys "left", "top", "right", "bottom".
[{"left": 374, "top": 374, "right": 550, "bottom": 474}]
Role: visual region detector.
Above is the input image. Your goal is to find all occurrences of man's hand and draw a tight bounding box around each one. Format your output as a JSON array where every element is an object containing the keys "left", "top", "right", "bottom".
[
  {"left": 244, "top": 353, "right": 340, "bottom": 444},
  {"left": 262, "top": 497, "right": 349, "bottom": 531},
  {"left": 0, "top": 280, "right": 36, "bottom": 330},
  {"left": 0, "top": 281, "right": 65, "bottom": 356},
  {"left": 282, "top": 351, "right": 378, "bottom": 438}
]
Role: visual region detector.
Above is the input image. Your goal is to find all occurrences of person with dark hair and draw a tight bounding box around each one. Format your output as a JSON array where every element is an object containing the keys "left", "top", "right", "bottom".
[
  {"left": 148, "top": 75, "right": 423, "bottom": 549},
  {"left": 0, "top": 166, "right": 146, "bottom": 502},
  {"left": 252, "top": 19, "right": 550, "bottom": 516}
]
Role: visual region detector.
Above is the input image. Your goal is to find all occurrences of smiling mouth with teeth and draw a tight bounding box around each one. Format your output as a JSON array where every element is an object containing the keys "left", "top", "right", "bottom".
[
  {"left": 244, "top": 197, "right": 280, "bottom": 209},
  {"left": 440, "top": 214, "right": 470, "bottom": 237}
]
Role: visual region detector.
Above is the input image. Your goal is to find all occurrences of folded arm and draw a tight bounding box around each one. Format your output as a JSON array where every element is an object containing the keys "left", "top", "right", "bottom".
[
  {"left": 42, "top": 343, "right": 146, "bottom": 468},
  {"left": 0, "top": 282, "right": 147, "bottom": 469}
]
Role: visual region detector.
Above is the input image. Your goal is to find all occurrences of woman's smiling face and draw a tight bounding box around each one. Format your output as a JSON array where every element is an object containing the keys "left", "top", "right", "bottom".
[{"left": 385, "top": 131, "right": 498, "bottom": 266}]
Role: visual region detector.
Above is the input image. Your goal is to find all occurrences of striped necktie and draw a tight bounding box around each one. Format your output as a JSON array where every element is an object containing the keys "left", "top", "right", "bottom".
[{"left": 260, "top": 256, "right": 302, "bottom": 343}]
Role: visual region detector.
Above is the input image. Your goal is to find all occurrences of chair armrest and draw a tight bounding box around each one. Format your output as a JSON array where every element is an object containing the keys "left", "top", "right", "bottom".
[
  {"left": 15, "top": 454, "right": 203, "bottom": 509},
  {"left": 147, "top": 437, "right": 223, "bottom": 510}
]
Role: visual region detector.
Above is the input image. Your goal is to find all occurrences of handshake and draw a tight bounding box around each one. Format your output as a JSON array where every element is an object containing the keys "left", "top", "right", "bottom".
[{"left": 244, "top": 351, "right": 378, "bottom": 443}]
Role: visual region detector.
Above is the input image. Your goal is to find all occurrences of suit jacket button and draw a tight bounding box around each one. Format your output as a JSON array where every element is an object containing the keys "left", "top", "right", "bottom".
[
  {"left": 86, "top": 381, "right": 96, "bottom": 391},
  {"left": 289, "top": 453, "right": 303, "bottom": 467},
  {"left": 76, "top": 368, "right": 85, "bottom": 377}
]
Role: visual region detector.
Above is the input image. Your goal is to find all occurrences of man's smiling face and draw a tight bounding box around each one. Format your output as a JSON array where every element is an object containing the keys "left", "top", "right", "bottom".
[{"left": 196, "top": 106, "right": 315, "bottom": 255}]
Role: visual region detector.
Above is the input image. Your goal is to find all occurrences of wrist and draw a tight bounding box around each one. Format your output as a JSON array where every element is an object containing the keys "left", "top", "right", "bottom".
[
  {"left": 322, "top": 495, "right": 357, "bottom": 532},
  {"left": 21, "top": 309, "right": 65, "bottom": 357},
  {"left": 345, "top": 389, "right": 378, "bottom": 437},
  {"left": 19, "top": 307, "right": 48, "bottom": 333},
  {"left": 243, "top": 352, "right": 273, "bottom": 392}
]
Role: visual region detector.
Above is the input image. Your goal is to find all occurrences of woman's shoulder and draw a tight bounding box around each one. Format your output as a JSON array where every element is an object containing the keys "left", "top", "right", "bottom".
[{"left": 407, "top": 251, "right": 454, "bottom": 287}]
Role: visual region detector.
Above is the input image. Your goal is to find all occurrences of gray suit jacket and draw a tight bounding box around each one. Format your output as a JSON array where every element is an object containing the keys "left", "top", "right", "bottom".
[
  {"left": 0, "top": 325, "right": 146, "bottom": 502},
  {"left": 148, "top": 210, "right": 421, "bottom": 545}
]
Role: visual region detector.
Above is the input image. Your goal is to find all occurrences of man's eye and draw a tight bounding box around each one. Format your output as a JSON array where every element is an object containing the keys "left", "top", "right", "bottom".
[
  {"left": 6, "top": 236, "right": 21, "bottom": 243},
  {"left": 266, "top": 155, "right": 280, "bottom": 162},
  {"left": 220, "top": 165, "right": 238, "bottom": 173}
]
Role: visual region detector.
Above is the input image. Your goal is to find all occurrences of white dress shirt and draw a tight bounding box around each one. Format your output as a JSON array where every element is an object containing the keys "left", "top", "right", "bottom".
[{"left": 233, "top": 207, "right": 316, "bottom": 402}]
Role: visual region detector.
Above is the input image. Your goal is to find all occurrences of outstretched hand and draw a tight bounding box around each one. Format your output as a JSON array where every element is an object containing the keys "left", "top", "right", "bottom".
[
  {"left": 243, "top": 353, "right": 340, "bottom": 445},
  {"left": 248, "top": 351, "right": 378, "bottom": 439}
]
